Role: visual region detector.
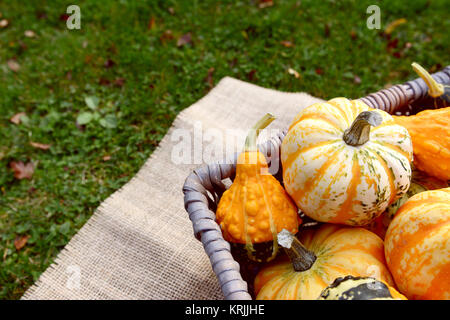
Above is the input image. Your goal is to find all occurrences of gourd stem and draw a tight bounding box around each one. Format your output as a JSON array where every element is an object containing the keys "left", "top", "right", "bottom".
[
  {"left": 343, "top": 111, "right": 382, "bottom": 147},
  {"left": 411, "top": 62, "right": 444, "bottom": 98},
  {"left": 244, "top": 113, "right": 275, "bottom": 152},
  {"left": 278, "top": 229, "right": 316, "bottom": 272}
]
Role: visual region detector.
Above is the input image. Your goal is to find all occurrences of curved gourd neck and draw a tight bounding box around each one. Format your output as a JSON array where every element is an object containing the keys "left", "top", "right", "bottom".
[
  {"left": 412, "top": 62, "right": 444, "bottom": 98},
  {"left": 244, "top": 113, "right": 275, "bottom": 152}
]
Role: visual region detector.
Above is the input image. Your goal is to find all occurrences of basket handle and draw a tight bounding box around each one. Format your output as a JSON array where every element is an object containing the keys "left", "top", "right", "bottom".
[{"left": 358, "top": 65, "right": 450, "bottom": 114}]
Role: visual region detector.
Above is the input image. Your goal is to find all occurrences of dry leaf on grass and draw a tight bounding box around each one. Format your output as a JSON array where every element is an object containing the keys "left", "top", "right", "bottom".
[
  {"left": 0, "top": 19, "right": 8, "bottom": 28},
  {"left": 287, "top": 68, "right": 300, "bottom": 79},
  {"left": 177, "top": 32, "right": 192, "bottom": 47},
  {"left": 30, "top": 142, "right": 51, "bottom": 150},
  {"left": 10, "top": 161, "right": 35, "bottom": 179},
  {"left": 205, "top": 67, "right": 215, "bottom": 88},
  {"left": 7, "top": 59, "right": 20, "bottom": 72},
  {"left": 10, "top": 112, "right": 27, "bottom": 124},
  {"left": 24, "top": 30, "right": 36, "bottom": 38},
  {"left": 259, "top": 0, "right": 274, "bottom": 8},
  {"left": 385, "top": 18, "right": 407, "bottom": 35},
  {"left": 280, "top": 40, "right": 294, "bottom": 48},
  {"left": 14, "top": 235, "right": 30, "bottom": 251},
  {"left": 148, "top": 16, "right": 156, "bottom": 30}
]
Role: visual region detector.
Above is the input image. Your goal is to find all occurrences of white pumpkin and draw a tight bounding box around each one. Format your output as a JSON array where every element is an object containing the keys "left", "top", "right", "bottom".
[{"left": 281, "top": 98, "right": 413, "bottom": 226}]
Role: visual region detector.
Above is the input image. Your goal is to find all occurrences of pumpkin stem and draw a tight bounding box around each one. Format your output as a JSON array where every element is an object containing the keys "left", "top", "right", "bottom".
[
  {"left": 411, "top": 62, "right": 444, "bottom": 98},
  {"left": 343, "top": 111, "right": 382, "bottom": 147},
  {"left": 244, "top": 113, "right": 275, "bottom": 152},
  {"left": 278, "top": 229, "right": 316, "bottom": 272}
]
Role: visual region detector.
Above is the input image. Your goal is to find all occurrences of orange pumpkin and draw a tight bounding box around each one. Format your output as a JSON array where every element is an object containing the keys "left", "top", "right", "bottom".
[
  {"left": 393, "top": 107, "right": 450, "bottom": 181},
  {"left": 254, "top": 224, "right": 395, "bottom": 300},
  {"left": 385, "top": 187, "right": 450, "bottom": 300}
]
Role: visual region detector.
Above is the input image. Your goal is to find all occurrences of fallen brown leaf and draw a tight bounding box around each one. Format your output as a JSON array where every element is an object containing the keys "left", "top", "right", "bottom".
[
  {"left": 324, "top": 23, "right": 330, "bottom": 37},
  {"left": 104, "top": 59, "right": 115, "bottom": 68},
  {"left": 30, "top": 142, "right": 51, "bottom": 150},
  {"left": 36, "top": 12, "right": 47, "bottom": 20},
  {"left": 10, "top": 112, "right": 26, "bottom": 124},
  {"left": 205, "top": 67, "right": 215, "bottom": 88},
  {"left": 99, "top": 77, "right": 111, "bottom": 86},
  {"left": 177, "top": 32, "right": 192, "bottom": 47},
  {"left": 59, "top": 13, "right": 69, "bottom": 21},
  {"left": 148, "top": 16, "right": 156, "bottom": 30},
  {"left": 14, "top": 235, "right": 30, "bottom": 251},
  {"left": 259, "top": 0, "right": 274, "bottom": 8},
  {"left": 114, "top": 77, "right": 125, "bottom": 87},
  {"left": 160, "top": 29, "right": 174, "bottom": 43},
  {"left": 385, "top": 18, "right": 407, "bottom": 35},
  {"left": 287, "top": 68, "right": 300, "bottom": 79},
  {"left": 0, "top": 19, "right": 8, "bottom": 28},
  {"left": 387, "top": 38, "right": 399, "bottom": 50},
  {"left": 247, "top": 69, "right": 257, "bottom": 81},
  {"left": 10, "top": 161, "right": 35, "bottom": 180},
  {"left": 280, "top": 40, "right": 294, "bottom": 48},
  {"left": 7, "top": 59, "right": 20, "bottom": 72},
  {"left": 24, "top": 30, "right": 36, "bottom": 38}
]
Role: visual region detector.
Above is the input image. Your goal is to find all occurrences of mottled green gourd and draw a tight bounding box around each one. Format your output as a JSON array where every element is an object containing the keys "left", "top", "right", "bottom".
[{"left": 318, "top": 275, "right": 407, "bottom": 300}]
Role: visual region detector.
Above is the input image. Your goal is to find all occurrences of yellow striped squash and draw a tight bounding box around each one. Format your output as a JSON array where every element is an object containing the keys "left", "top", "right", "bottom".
[
  {"left": 254, "top": 224, "right": 395, "bottom": 300},
  {"left": 385, "top": 187, "right": 450, "bottom": 300}
]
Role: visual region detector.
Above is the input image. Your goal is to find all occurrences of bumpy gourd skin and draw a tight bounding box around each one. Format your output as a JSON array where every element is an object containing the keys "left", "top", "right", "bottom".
[
  {"left": 394, "top": 107, "right": 450, "bottom": 181},
  {"left": 216, "top": 151, "right": 299, "bottom": 244}
]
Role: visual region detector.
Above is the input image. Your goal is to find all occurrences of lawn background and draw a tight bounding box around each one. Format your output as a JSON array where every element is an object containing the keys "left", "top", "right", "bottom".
[{"left": 1, "top": 0, "right": 449, "bottom": 299}]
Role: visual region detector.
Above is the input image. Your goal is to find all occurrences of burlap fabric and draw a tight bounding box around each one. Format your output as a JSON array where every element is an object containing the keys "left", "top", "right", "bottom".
[{"left": 22, "top": 77, "right": 322, "bottom": 300}]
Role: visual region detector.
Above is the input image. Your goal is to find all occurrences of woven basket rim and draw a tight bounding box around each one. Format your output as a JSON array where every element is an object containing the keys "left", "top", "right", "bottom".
[{"left": 182, "top": 66, "right": 450, "bottom": 300}]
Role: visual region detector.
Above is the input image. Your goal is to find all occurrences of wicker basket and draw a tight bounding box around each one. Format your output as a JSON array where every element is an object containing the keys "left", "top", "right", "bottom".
[{"left": 182, "top": 66, "right": 450, "bottom": 300}]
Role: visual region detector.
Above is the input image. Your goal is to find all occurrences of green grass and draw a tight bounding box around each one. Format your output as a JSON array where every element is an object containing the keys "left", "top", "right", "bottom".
[{"left": 0, "top": 0, "right": 449, "bottom": 299}]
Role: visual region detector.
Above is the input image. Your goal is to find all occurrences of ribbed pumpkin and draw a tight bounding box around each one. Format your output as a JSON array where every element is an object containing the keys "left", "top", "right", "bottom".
[
  {"left": 385, "top": 187, "right": 450, "bottom": 300},
  {"left": 366, "top": 168, "right": 448, "bottom": 239},
  {"left": 216, "top": 113, "right": 300, "bottom": 262},
  {"left": 281, "top": 97, "right": 413, "bottom": 226},
  {"left": 318, "top": 275, "right": 407, "bottom": 300},
  {"left": 254, "top": 224, "right": 395, "bottom": 300}
]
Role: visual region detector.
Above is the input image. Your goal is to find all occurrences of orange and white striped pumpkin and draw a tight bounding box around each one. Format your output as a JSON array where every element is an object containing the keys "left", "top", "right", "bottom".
[
  {"left": 281, "top": 98, "right": 413, "bottom": 226},
  {"left": 385, "top": 187, "right": 450, "bottom": 300},
  {"left": 254, "top": 224, "right": 395, "bottom": 300}
]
